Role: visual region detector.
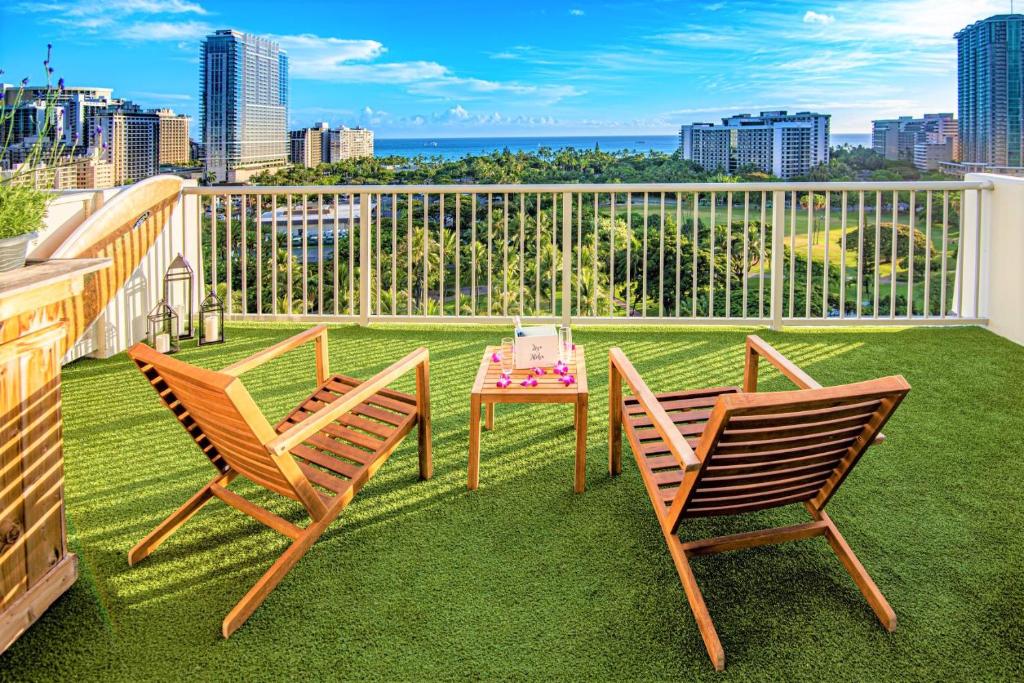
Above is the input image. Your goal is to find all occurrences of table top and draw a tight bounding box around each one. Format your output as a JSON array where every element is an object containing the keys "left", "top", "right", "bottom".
[{"left": 472, "top": 345, "right": 588, "bottom": 398}]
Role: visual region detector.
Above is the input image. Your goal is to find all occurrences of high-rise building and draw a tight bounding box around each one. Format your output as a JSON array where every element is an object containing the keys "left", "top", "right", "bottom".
[
  {"left": 679, "top": 111, "right": 829, "bottom": 179},
  {"left": 871, "top": 113, "right": 958, "bottom": 168},
  {"left": 1, "top": 84, "right": 116, "bottom": 151},
  {"left": 98, "top": 103, "right": 160, "bottom": 184},
  {"left": 289, "top": 122, "right": 327, "bottom": 167},
  {"left": 325, "top": 126, "right": 374, "bottom": 161},
  {"left": 955, "top": 14, "right": 1024, "bottom": 171},
  {"left": 200, "top": 29, "right": 288, "bottom": 183},
  {"left": 155, "top": 109, "right": 191, "bottom": 166}
]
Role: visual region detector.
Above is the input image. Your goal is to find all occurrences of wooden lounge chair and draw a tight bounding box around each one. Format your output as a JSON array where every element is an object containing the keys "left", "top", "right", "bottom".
[
  {"left": 608, "top": 335, "right": 909, "bottom": 671},
  {"left": 125, "top": 324, "right": 432, "bottom": 637}
]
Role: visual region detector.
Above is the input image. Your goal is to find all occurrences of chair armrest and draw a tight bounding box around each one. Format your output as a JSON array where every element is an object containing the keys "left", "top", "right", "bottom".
[
  {"left": 266, "top": 347, "right": 429, "bottom": 457},
  {"left": 744, "top": 336, "right": 885, "bottom": 444},
  {"left": 743, "top": 335, "right": 822, "bottom": 392},
  {"left": 222, "top": 324, "right": 330, "bottom": 384},
  {"left": 609, "top": 347, "right": 700, "bottom": 473}
]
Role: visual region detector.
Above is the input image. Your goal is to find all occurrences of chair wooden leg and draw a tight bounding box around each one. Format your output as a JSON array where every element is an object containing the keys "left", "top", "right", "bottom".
[
  {"left": 128, "top": 473, "right": 232, "bottom": 566},
  {"left": 485, "top": 402, "right": 494, "bottom": 430},
  {"left": 608, "top": 362, "right": 622, "bottom": 476},
  {"left": 665, "top": 531, "right": 726, "bottom": 671},
  {"left": 221, "top": 509, "right": 338, "bottom": 638},
  {"left": 816, "top": 510, "right": 897, "bottom": 631},
  {"left": 467, "top": 394, "right": 481, "bottom": 490},
  {"left": 415, "top": 357, "right": 433, "bottom": 480}
]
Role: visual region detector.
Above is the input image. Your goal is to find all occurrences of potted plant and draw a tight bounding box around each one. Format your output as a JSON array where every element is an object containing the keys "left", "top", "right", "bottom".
[{"left": 0, "top": 47, "right": 73, "bottom": 272}]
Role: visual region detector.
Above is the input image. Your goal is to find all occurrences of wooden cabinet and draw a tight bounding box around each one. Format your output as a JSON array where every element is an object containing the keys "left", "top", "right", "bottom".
[{"left": 0, "top": 258, "right": 107, "bottom": 653}]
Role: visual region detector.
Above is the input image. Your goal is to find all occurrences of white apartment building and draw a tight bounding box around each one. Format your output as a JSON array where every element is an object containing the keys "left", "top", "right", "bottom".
[
  {"left": 326, "top": 126, "right": 374, "bottom": 162},
  {"left": 155, "top": 109, "right": 191, "bottom": 166},
  {"left": 871, "top": 113, "right": 959, "bottom": 170},
  {"left": 679, "top": 111, "right": 829, "bottom": 179}
]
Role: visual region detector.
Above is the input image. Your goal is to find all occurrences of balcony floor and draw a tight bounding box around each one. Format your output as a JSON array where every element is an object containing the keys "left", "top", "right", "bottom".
[{"left": 4, "top": 324, "right": 1022, "bottom": 680}]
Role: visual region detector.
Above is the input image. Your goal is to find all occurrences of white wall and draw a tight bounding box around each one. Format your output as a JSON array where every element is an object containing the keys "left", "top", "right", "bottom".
[{"left": 966, "top": 173, "right": 1024, "bottom": 346}]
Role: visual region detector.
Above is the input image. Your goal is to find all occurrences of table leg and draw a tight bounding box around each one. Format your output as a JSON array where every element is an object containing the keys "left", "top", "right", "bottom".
[
  {"left": 574, "top": 394, "right": 588, "bottom": 493},
  {"left": 485, "top": 402, "right": 494, "bottom": 430},
  {"left": 468, "top": 394, "right": 481, "bottom": 490}
]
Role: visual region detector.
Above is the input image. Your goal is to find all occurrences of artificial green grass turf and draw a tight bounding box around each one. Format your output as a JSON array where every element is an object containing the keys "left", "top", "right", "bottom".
[{"left": 2, "top": 324, "right": 1022, "bottom": 681}]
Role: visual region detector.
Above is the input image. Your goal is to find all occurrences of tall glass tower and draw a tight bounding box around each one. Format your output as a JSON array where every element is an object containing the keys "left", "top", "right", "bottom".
[
  {"left": 200, "top": 30, "right": 288, "bottom": 183},
  {"left": 956, "top": 14, "right": 1024, "bottom": 168}
]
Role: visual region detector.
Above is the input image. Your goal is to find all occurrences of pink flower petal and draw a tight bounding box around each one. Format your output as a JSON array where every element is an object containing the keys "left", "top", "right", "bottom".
[
  {"left": 531, "top": 367, "right": 546, "bottom": 375},
  {"left": 520, "top": 376, "right": 538, "bottom": 387},
  {"left": 496, "top": 376, "right": 511, "bottom": 388},
  {"left": 559, "top": 374, "right": 576, "bottom": 386},
  {"left": 491, "top": 352, "right": 502, "bottom": 363}
]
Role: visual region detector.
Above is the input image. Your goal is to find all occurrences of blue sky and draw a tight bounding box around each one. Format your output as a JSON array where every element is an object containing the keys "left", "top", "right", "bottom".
[{"left": 0, "top": 0, "right": 1007, "bottom": 137}]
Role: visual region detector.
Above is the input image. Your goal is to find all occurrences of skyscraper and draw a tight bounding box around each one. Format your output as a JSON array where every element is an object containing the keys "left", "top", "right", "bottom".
[
  {"left": 679, "top": 111, "right": 829, "bottom": 179},
  {"left": 955, "top": 14, "right": 1024, "bottom": 170},
  {"left": 200, "top": 29, "right": 288, "bottom": 183},
  {"left": 98, "top": 103, "right": 159, "bottom": 184}
]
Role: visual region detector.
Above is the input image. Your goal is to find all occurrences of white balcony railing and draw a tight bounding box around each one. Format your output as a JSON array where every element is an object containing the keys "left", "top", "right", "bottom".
[{"left": 181, "top": 180, "right": 990, "bottom": 328}]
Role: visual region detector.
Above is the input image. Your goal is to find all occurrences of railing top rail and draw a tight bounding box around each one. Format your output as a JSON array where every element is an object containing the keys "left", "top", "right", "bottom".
[{"left": 183, "top": 180, "right": 992, "bottom": 195}]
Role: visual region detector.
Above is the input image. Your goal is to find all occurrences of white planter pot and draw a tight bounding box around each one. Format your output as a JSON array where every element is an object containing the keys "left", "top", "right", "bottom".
[{"left": 0, "top": 232, "right": 37, "bottom": 273}]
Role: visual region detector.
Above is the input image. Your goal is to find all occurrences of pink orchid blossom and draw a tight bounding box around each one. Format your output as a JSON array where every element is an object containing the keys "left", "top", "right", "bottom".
[
  {"left": 520, "top": 375, "right": 539, "bottom": 387},
  {"left": 559, "top": 374, "right": 576, "bottom": 387},
  {"left": 496, "top": 375, "right": 511, "bottom": 388},
  {"left": 531, "top": 367, "right": 546, "bottom": 375},
  {"left": 553, "top": 360, "right": 569, "bottom": 376},
  {"left": 491, "top": 352, "right": 502, "bottom": 363}
]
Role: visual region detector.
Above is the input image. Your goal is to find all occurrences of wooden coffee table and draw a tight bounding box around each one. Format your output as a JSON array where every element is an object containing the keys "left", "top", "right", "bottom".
[{"left": 467, "top": 345, "right": 588, "bottom": 493}]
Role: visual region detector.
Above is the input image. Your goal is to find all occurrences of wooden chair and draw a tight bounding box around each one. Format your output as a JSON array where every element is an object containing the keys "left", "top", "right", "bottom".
[
  {"left": 126, "top": 324, "right": 432, "bottom": 637},
  {"left": 608, "top": 335, "right": 909, "bottom": 671}
]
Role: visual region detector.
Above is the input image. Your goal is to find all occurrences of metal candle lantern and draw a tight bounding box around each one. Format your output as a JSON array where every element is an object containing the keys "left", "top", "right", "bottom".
[
  {"left": 198, "top": 289, "right": 225, "bottom": 346},
  {"left": 147, "top": 299, "right": 180, "bottom": 354},
  {"left": 163, "top": 253, "right": 194, "bottom": 339}
]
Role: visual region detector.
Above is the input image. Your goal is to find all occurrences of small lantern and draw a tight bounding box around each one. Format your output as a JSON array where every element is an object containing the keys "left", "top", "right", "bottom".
[
  {"left": 147, "top": 299, "right": 180, "bottom": 354},
  {"left": 198, "top": 289, "right": 225, "bottom": 346},
  {"left": 164, "top": 253, "right": 194, "bottom": 339}
]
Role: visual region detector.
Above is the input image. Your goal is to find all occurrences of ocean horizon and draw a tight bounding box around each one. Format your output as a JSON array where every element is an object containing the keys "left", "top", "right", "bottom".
[{"left": 374, "top": 133, "right": 871, "bottom": 160}]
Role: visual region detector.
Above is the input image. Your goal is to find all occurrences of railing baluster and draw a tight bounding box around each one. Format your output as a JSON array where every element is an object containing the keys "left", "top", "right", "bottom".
[
  {"left": 658, "top": 192, "right": 665, "bottom": 318},
  {"left": 924, "top": 191, "right": 932, "bottom": 318},
  {"left": 389, "top": 193, "right": 396, "bottom": 316},
  {"left": 873, "top": 191, "right": 881, "bottom": 318},
  {"left": 197, "top": 195, "right": 205, "bottom": 306},
  {"left": 626, "top": 192, "right": 632, "bottom": 317},
  {"left": 535, "top": 192, "right": 541, "bottom": 314},
  {"left": 375, "top": 192, "right": 381, "bottom": 316},
  {"left": 642, "top": 191, "right": 649, "bottom": 317},
  {"left": 691, "top": 191, "right": 698, "bottom": 318},
  {"left": 742, "top": 192, "right": 749, "bottom": 318},
  {"left": 472, "top": 193, "right": 478, "bottom": 316},
  {"left": 210, "top": 195, "right": 218, "bottom": 301},
  {"left": 725, "top": 191, "right": 732, "bottom": 318},
  {"left": 486, "top": 192, "right": 492, "bottom": 315},
  {"left": 759, "top": 191, "right": 766, "bottom": 319},
  {"left": 501, "top": 192, "right": 508, "bottom": 315},
  {"left": 285, "top": 193, "right": 293, "bottom": 314},
  {"left": 973, "top": 188, "right": 982, "bottom": 318},
  {"left": 907, "top": 190, "right": 915, "bottom": 319},
  {"left": 334, "top": 193, "right": 341, "bottom": 315},
  {"left": 840, "top": 191, "right": 848, "bottom": 319},
  {"left": 806, "top": 190, "right": 813, "bottom": 318},
  {"left": 609, "top": 192, "right": 616, "bottom": 318},
  {"left": 419, "top": 193, "right": 428, "bottom": 313},
  {"left": 319, "top": 193, "right": 325, "bottom": 315},
  {"left": 271, "top": 194, "right": 277, "bottom": 314},
  {"left": 944, "top": 190, "right": 954, "bottom": 318},
  {"left": 255, "top": 193, "right": 262, "bottom": 315},
  {"left": 301, "top": 193, "right": 308, "bottom": 314},
  {"left": 440, "top": 193, "right": 446, "bottom": 316},
  {"left": 518, "top": 192, "right": 525, "bottom": 316},
  {"left": 225, "top": 194, "right": 233, "bottom": 315},
  {"left": 551, "top": 192, "right": 558, "bottom": 317},
  {"left": 576, "top": 192, "right": 583, "bottom": 314},
  {"left": 240, "top": 195, "right": 247, "bottom": 315},
  {"left": 454, "top": 192, "right": 461, "bottom": 317},
  {"left": 823, "top": 191, "right": 830, "bottom": 318},
  {"left": 955, "top": 190, "right": 964, "bottom": 317},
  {"left": 406, "top": 193, "right": 413, "bottom": 316},
  {"left": 890, "top": 190, "right": 898, "bottom": 318},
  {"left": 593, "top": 192, "right": 599, "bottom": 317},
  {"left": 788, "top": 190, "right": 796, "bottom": 318},
  {"left": 675, "top": 192, "right": 682, "bottom": 318},
  {"left": 709, "top": 191, "right": 716, "bottom": 317},
  {"left": 350, "top": 192, "right": 357, "bottom": 316}
]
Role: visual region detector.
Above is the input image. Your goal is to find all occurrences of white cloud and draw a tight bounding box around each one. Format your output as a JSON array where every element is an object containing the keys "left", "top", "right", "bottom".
[
  {"left": 569, "top": 8, "right": 584, "bottom": 16},
  {"left": 447, "top": 104, "right": 470, "bottom": 120},
  {"left": 705, "top": 2, "right": 726, "bottom": 10},
  {"left": 116, "top": 20, "right": 212, "bottom": 41},
  {"left": 16, "top": 0, "right": 208, "bottom": 16},
  {"left": 803, "top": 10, "right": 835, "bottom": 25}
]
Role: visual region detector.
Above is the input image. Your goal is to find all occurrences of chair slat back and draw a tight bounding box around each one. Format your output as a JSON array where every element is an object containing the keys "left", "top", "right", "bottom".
[
  {"left": 129, "top": 344, "right": 305, "bottom": 501},
  {"left": 680, "top": 376, "right": 909, "bottom": 519}
]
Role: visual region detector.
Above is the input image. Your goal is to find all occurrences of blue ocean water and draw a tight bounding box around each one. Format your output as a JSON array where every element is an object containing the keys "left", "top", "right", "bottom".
[{"left": 375, "top": 133, "right": 871, "bottom": 160}]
